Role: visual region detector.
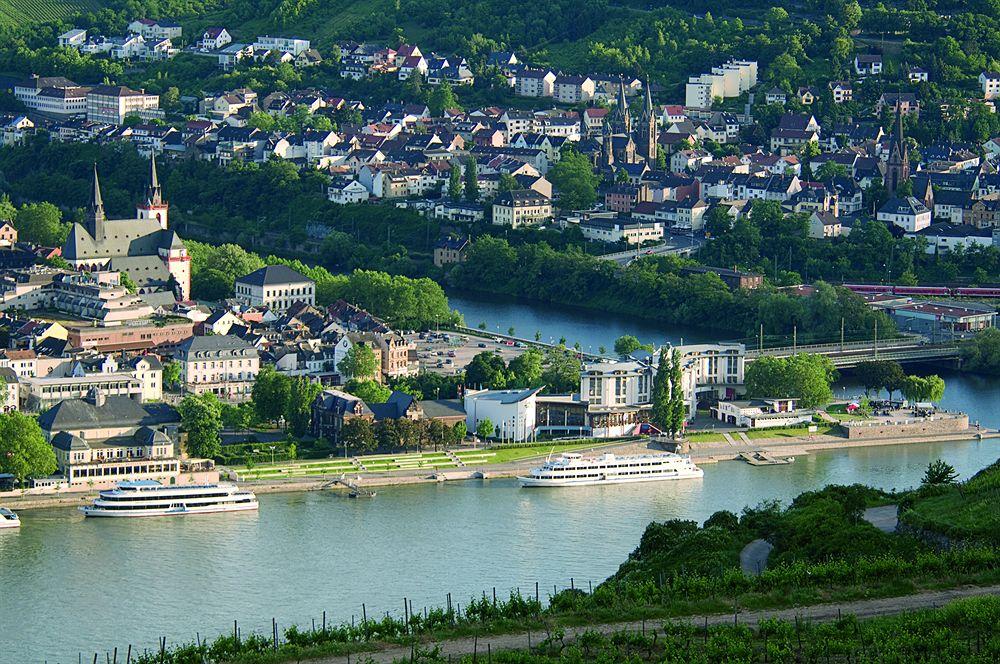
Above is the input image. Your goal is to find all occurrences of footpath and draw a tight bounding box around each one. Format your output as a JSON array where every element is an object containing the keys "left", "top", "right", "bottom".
[{"left": 312, "top": 585, "right": 1000, "bottom": 663}]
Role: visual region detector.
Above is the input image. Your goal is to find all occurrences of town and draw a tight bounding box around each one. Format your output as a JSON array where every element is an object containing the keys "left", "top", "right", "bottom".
[{"left": 0, "top": 1, "right": 999, "bottom": 662}]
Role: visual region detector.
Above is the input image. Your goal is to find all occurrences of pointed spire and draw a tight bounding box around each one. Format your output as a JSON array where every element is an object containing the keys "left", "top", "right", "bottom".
[
  {"left": 145, "top": 153, "right": 162, "bottom": 206},
  {"left": 617, "top": 78, "right": 629, "bottom": 113},
  {"left": 644, "top": 79, "right": 653, "bottom": 117},
  {"left": 89, "top": 163, "right": 104, "bottom": 221}
]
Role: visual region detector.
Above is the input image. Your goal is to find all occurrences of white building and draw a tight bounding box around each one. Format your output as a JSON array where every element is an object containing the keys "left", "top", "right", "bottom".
[
  {"left": 877, "top": 196, "right": 931, "bottom": 233},
  {"left": 465, "top": 387, "right": 542, "bottom": 442},
  {"left": 234, "top": 265, "right": 316, "bottom": 312},
  {"left": 13, "top": 76, "right": 89, "bottom": 117},
  {"left": 579, "top": 216, "right": 664, "bottom": 244},
  {"left": 127, "top": 19, "right": 182, "bottom": 40},
  {"left": 328, "top": 179, "right": 371, "bottom": 204},
  {"left": 58, "top": 28, "right": 88, "bottom": 47},
  {"left": 86, "top": 85, "right": 161, "bottom": 125},
  {"left": 684, "top": 60, "right": 757, "bottom": 109},
  {"left": 199, "top": 27, "right": 232, "bottom": 51},
  {"left": 981, "top": 72, "right": 1000, "bottom": 100},
  {"left": 254, "top": 35, "right": 310, "bottom": 56},
  {"left": 712, "top": 398, "right": 810, "bottom": 428},
  {"left": 175, "top": 335, "right": 260, "bottom": 402}
]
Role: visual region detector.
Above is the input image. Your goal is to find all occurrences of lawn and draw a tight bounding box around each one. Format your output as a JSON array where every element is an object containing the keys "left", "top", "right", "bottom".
[
  {"left": 744, "top": 424, "right": 838, "bottom": 439},
  {"left": 482, "top": 442, "right": 610, "bottom": 464}
]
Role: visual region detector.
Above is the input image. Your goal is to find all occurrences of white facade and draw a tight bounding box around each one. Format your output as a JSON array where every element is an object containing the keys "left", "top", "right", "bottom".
[
  {"left": 234, "top": 265, "right": 316, "bottom": 313},
  {"left": 465, "top": 387, "right": 541, "bottom": 442},
  {"left": 87, "top": 86, "right": 161, "bottom": 125},
  {"left": 254, "top": 35, "right": 310, "bottom": 56}
]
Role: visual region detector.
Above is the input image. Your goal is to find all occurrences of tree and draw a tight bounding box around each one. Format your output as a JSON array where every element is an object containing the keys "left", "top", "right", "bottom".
[
  {"left": 0, "top": 194, "right": 16, "bottom": 222},
  {"left": 286, "top": 376, "right": 322, "bottom": 437},
  {"left": 16, "top": 202, "right": 67, "bottom": 246},
  {"left": 614, "top": 335, "right": 652, "bottom": 356},
  {"left": 429, "top": 81, "right": 460, "bottom": 116},
  {"left": 451, "top": 421, "right": 467, "bottom": 445},
  {"left": 162, "top": 361, "right": 181, "bottom": 390},
  {"left": 650, "top": 351, "right": 671, "bottom": 432},
  {"left": 922, "top": 459, "right": 959, "bottom": 486},
  {"left": 464, "top": 156, "right": 479, "bottom": 202},
  {"left": 498, "top": 172, "right": 518, "bottom": 193},
  {"left": 854, "top": 360, "right": 903, "bottom": 398},
  {"left": 881, "top": 362, "right": 907, "bottom": 402},
  {"left": 119, "top": 271, "right": 137, "bottom": 293},
  {"left": 178, "top": 393, "right": 223, "bottom": 459},
  {"left": 338, "top": 343, "right": 379, "bottom": 381},
  {"left": 341, "top": 417, "right": 376, "bottom": 453},
  {"left": 476, "top": 417, "right": 494, "bottom": 440},
  {"left": 448, "top": 165, "right": 462, "bottom": 199},
  {"left": 252, "top": 366, "right": 292, "bottom": 426},
  {"left": 667, "top": 349, "right": 685, "bottom": 437},
  {"left": 548, "top": 147, "right": 599, "bottom": 210},
  {"left": 961, "top": 328, "right": 1000, "bottom": 374},
  {"left": 346, "top": 379, "right": 392, "bottom": 403},
  {"left": 466, "top": 351, "right": 509, "bottom": 389},
  {"left": 0, "top": 412, "right": 56, "bottom": 483},
  {"left": 508, "top": 348, "right": 544, "bottom": 388},
  {"left": 745, "top": 354, "right": 837, "bottom": 408},
  {"left": 901, "top": 374, "right": 946, "bottom": 404},
  {"left": 540, "top": 346, "right": 581, "bottom": 393}
]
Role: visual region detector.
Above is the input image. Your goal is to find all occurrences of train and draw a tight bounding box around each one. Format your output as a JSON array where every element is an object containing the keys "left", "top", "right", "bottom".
[{"left": 843, "top": 284, "right": 1000, "bottom": 298}]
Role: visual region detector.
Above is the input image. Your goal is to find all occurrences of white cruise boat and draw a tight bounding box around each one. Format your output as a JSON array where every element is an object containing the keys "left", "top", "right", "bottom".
[
  {"left": 0, "top": 507, "right": 20, "bottom": 529},
  {"left": 518, "top": 452, "right": 704, "bottom": 487},
  {"left": 80, "top": 480, "right": 258, "bottom": 517}
]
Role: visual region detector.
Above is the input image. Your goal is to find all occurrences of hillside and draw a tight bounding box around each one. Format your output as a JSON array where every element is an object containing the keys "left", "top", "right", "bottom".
[
  {"left": 901, "top": 459, "right": 1000, "bottom": 544},
  {"left": 0, "top": 0, "right": 102, "bottom": 28}
]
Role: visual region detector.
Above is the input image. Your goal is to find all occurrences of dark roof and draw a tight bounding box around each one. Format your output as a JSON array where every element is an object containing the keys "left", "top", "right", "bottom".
[
  {"left": 39, "top": 397, "right": 179, "bottom": 432},
  {"left": 176, "top": 334, "right": 257, "bottom": 359},
  {"left": 236, "top": 264, "right": 313, "bottom": 287}
]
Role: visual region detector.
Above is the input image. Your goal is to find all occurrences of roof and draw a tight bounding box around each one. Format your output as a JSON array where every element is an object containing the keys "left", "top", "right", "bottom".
[
  {"left": 879, "top": 197, "right": 929, "bottom": 216},
  {"left": 39, "top": 396, "right": 179, "bottom": 432},
  {"left": 468, "top": 387, "right": 544, "bottom": 404},
  {"left": 236, "top": 264, "right": 313, "bottom": 287},
  {"left": 495, "top": 189, "right": 549, "bottom": 206},
  {"left": 176, "top": 334, "right": 257, "bottom": 360}
]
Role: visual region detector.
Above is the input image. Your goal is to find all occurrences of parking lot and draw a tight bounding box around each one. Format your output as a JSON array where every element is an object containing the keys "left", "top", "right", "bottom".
[{"left": 405, "top": 331, "right": 526, "bottom": 375}]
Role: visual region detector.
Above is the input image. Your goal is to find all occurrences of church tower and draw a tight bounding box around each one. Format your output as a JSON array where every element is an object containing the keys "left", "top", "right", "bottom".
[
  {"left": 635, "top": 80, "right": 658, "bottom": 164},
  {"left": 86, "top": 164, "right": 106, "bottom": 243},
  {"left": 136, "top": 153, "right": 169, "bottom": 229},
  {"left": 608, "top": 79, "right": 631, "bottom": 135},
  {"left": 601, "top": 118, "right": 615, "bottom": 170},
  {"left": 885, "top": 106, "right": 910, "bottom": 196}
]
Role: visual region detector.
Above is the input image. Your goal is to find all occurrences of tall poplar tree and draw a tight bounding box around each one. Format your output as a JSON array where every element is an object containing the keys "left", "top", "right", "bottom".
[
  {"left": 650, "top": 349, "right": 671, "bottom": 432},
  {"left": 667, "top": 349, "right": 685, "bottom": 437}
]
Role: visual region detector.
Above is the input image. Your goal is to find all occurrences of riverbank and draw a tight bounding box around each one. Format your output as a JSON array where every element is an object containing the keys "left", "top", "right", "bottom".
[{"left": 5, "top": 428, "right": 995, "bottom": 512}]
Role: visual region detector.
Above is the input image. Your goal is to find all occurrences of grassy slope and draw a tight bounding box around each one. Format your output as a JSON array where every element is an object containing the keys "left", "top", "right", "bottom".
[
  {"left": 902, "top": 460, "right": 1000, "bottom": 543},
  {"left": 0, "top": 0, "right": 102, "bottom": 28}
]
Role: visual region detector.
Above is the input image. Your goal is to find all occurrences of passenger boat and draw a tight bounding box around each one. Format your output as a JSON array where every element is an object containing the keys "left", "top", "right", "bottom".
[
  {"left": 518, "top": 452, "right": 704, "bottom": 487},
  {"left": 0, "top": 507, "right": 20, "bottom": 529},
  {"left": 79, "top": 480, "right": 258, "bottom": 517}
]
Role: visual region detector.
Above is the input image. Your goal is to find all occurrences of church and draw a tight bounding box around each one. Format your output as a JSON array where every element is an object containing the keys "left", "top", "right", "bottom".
[
  {"left": 62, "top": 156, "right": 190, "bottom": 300},
  {"left": 601, "top": 79, "right": 658, "bottom": 169}
]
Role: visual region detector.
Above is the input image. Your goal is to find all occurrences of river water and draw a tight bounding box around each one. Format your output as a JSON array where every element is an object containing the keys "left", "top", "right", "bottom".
[{"left": 2, "top": 295, "right": 999, "bottom": 663}]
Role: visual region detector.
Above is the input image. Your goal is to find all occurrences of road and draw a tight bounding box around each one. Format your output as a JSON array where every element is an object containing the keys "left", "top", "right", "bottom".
[
  {"left": 600, "top": 233, "right": 705, "bottom": 265},
  {"left": 311, "top": 585, "right": 1000, "bottom": 663}
]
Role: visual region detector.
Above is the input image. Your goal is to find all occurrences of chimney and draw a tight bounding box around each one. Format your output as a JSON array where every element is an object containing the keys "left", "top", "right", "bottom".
[{"left": 86, "top": 387, "right": 106, "bottom": 408}]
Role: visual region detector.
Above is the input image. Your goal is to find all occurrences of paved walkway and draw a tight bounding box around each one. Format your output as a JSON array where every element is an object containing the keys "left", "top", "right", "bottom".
[
  {"left": 311, "top": 585, "right": 1000, "bottom": 663},
  {"left": 863, "top": 505, "right": 900, "bottom": 533},
  {"left": 740, "top": 539, "right": 774, "bottom": 576}
]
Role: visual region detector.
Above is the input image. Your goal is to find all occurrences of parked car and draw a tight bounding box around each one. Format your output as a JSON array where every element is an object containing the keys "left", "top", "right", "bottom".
[{"left": 478, "top": 342, "right": 487, "bottom": 348}]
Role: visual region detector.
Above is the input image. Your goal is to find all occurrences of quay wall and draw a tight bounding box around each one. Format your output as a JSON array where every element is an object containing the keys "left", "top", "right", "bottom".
[{"left": 842, "top": 415, "right": 970, "bottom": 440}]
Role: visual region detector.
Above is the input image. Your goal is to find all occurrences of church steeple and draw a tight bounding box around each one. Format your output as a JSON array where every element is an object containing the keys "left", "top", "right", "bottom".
[
  {"left": 609, "top": 78, "right": 631, "bottom": 135},
  {"left": 885, "top": 104, "right": 910, "bottom": 196},
  {"left": 87, "top": 163, "right": 105, "bottom": 242},
  {"left": 144, "top": 152, "right": 162, "bottom": 206},
  {"left": 137, "top": 153, "right": 168, "bottom": 229},
  {"left": 636, "top": 79, "right": 658, "bottom": 163}
]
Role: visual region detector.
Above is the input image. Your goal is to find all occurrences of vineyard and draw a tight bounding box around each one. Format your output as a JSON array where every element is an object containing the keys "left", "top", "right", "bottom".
[{"left": 0, "top": 0, "right": 104, "bottom": 28}]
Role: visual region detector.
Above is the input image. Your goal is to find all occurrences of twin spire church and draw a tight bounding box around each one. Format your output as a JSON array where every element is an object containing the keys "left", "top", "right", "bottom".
[{"left": 62, "top": 155, "right": 190, "bottom": 300}]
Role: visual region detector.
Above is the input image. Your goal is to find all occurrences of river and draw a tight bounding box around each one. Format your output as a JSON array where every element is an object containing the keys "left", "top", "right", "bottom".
[{"left": 1, "top": 296, "right": 999, "bottom": 663}]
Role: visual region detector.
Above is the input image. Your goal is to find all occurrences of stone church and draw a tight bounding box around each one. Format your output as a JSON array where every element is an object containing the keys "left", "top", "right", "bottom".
[
  {"left": 601, "top": 79, "right": 658, "bottom": 169},
  {"left": 62, "top": 155, "right": 191, "bottom": 300}
]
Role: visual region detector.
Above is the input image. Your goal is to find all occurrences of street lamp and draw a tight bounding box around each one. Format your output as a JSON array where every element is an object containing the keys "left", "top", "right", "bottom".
[{"left": 268, "top": 445, "right": 276, "bottom": 465}]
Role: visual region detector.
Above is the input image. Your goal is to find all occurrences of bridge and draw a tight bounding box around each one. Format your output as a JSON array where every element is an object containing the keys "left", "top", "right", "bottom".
[
  {"left": 746, "top": 337, "right": 962, "bottom": 368},
  {"left": 598, "top": 235, "right": 704, "bottom": 265}
]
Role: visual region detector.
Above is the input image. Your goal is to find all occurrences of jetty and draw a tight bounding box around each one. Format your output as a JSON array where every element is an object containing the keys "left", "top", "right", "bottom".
[
  {"left": 323, "top": 475, "right": 376, "bottom": 498},
  {"left": 739, "top": 451, "right": 795, "bottom": 466}
]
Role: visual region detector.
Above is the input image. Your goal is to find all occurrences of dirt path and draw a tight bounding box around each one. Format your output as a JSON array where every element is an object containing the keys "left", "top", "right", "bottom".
[
  {"left": 863, "top": 505, "right": 899, "bottom": 533},
  {"left": 740, "top": 538, "right": 774, "bottom": 576},
  {"left": 309, "top": 585, "right": 1000, "bottom": 663}
]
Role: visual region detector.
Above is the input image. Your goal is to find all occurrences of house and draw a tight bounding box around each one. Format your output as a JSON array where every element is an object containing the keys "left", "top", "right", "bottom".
[
  {"left": 234, "top": 265, "right": 315, "bottom": 312},
  {"left": 310, "top": 389, "right": 373, "bottom": 445},
  {"left": 59, "top": 28, "right": 88, "bottom": 48},
  {"left": 579, "top": 216, "right": 663, "bottom": 244},
  {"left": 829, "top": 81, "right": 853, "bottom": 104},
  {"left": 980, "top": 72, "right": 1000, "bottom": 100},
  {"left": 175, "top": 335, "right": 260, "bottom": 401},
  {"left": 679, "top": 265, "right": 763, "bottom": 290},
  {"left": 216, "top": 43, "right": 253, "bottom": 70},
  {"left": 254, "top": 35, "right": 310, "bottom": 56},
  {"left": 808, "top": 211, "right": 842, "bottom": 239},
  {"left": 712, "top": 398, "right": 810, "bottom": 429},
  {"left": 764, "top": 86, "right": 786, "bottom": 105},
  {"left": 199, "top": 27, "right": 232, "bottom": 51},
  {"left": 854, "top": 54, "right": 883, "bottom": 76},
  {"left": 434, "top": 236, "right": 469, "bottom": 267},
  {"left": 770, "top": 114, "right": 820, "bottom": 155},
  {"left": 553, "top": 75, "right": 595, "bottom": 104},
  {"left": 796, "top": 87, "right": 819, "bottom": 105},
  {"left": 328, "top": 178, "right": 370, "bottom": 204},
  {"left": 877, "top": 92, "right": 919, "bottom": 116},
  {"left": 127, "top": 18, "right": 182, "bottom": 40},
  {"left": 878, "top": 196, "right": 932, "bottom": 232},
  {"left": 908, "top": 66, "right": 929, "bottom": 83},
  {"left": 491, "top": 189, "right": 552, "bottom": 227},
  {"left": 909, "top": 222, "right": 993, "bottom": 253},
  {"left": 37, "top": 390, "right": 184, "bottom": 486},
  {"left": 883, "top": 302, "right": 995, "bottom": 335},
  {"left": 13, "top": 76, "right": 89, "bottom": 118},
  {"left": 465, "top": 387, "right": 542, "bottom": 442},
  {"left": 86, "top": 85, "right": 161, "bottom": 124},
  {"left": 515, "top": 69, "right": 556, "bottom": 98},
  {"left": 0, "top": 222, "right": 16, "bottom": 247}
]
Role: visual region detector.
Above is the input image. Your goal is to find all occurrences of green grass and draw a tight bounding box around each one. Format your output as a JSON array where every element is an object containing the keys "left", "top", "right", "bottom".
[
  {"left": 484, "top": 442, "right": 608, "bottom": 464},
  {"left": 901, "top": 460, "right": 1000, "bottom": 543},
  {"left": 684, "top": 432, "right": 727, "bottom": 443},
  {"left": 744, "top": 424, "right": 838, "bottom": 439},
  {"left": 0, "top": 0, "right": 102, "bottom": 27}
]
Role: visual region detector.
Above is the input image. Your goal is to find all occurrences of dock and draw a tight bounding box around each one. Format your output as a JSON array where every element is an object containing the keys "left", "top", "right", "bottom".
[
  {"left": 322, "top": 475, "right": 377, "bottom": 498},
  {"left": 739, "top": 451, "right": 795, "bottom": 466}
]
